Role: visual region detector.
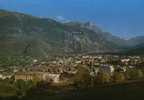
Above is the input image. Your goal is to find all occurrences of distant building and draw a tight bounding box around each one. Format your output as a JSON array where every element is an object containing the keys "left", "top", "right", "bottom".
[
  {"left": 15, "top": 72, "right": 41, "bottom": 81},
  {"left": 14, "top": 72, "right": 60, "bottom": 83},
  {"left": 0, "top": 74, "right": 12, "bottom": 80}
]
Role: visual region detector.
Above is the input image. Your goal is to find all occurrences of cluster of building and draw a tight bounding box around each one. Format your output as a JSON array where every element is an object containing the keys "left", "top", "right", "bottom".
[{"left": 0, "top": 55, "right": 144, "bottom": 85}]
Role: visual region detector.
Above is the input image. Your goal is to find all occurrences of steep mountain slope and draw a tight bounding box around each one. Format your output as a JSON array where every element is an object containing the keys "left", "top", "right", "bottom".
[
  {"left": 65, "top": 21, "right": 128, "bottom": 49},
  {"left": 0, "top": 10, "right": 129, "bottom": 57},
  {"left": 0, "top": 10, "right": 67, "bottom": 57}
]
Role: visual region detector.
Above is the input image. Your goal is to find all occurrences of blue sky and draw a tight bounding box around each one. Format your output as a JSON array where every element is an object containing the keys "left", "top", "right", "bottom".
[{"left": 0, "top": 0, "right": 144, "bottom": 38}]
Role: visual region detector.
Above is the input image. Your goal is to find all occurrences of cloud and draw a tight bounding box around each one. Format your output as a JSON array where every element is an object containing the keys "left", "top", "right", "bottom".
[{"left": 54, "top": 16, "right": 70, "bottom": 23}]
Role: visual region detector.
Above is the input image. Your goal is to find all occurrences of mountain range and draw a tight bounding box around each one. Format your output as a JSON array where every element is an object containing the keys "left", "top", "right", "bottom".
[{"left": 0, "top": 9, "right": 143, "bottom": 57}]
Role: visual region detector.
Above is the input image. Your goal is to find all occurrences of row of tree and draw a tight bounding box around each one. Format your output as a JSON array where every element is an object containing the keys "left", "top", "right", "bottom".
[{"left": 72, "top": 66, "right": 144, "bottom": 88}]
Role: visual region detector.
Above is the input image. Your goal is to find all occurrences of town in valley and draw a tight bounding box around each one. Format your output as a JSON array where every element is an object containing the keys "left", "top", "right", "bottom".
[{"left": 0, "top": 55, "right": 144, "bottom": 86}]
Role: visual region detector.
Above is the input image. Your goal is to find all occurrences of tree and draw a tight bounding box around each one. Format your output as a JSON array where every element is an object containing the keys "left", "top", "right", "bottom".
[
  {"left": 136, "top": 69, "right": 144, "bottom": 79},
  {"left": 113, "top": 72, "right": 126, "bottom": 83},
  {"left": 14, "top": 80, "right": 34, "bottom": 98},
  {"left": 95, "top": 72, "right": 111, "bottom": 84},
  {"left": 127, "top": 69, "right": 144, "bottom": 80},
  {"left": 73, "top": 66, "right": 91, "bottom": 88}
]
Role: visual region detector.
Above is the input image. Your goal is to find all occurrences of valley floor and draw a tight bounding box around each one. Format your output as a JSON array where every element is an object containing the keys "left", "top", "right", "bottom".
[{"left": 1, "top": 80, "right": 144, "bottom": 100}]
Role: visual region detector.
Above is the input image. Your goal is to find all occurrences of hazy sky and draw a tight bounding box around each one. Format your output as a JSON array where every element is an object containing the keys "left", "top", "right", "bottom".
[{"left": 0, "top": 0, "right": 144, "bottom": 38}]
